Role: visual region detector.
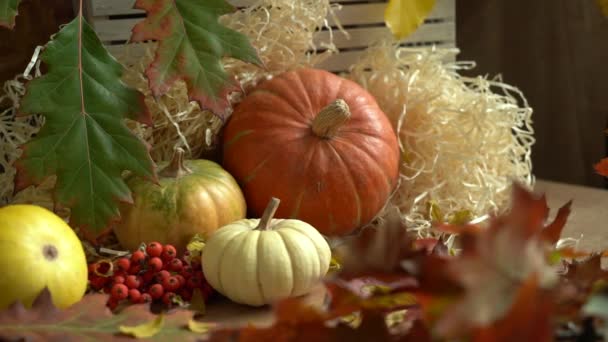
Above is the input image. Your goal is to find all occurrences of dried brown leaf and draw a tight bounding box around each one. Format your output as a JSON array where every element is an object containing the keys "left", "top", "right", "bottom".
[{"left": 0, "top": 288, "right": 207, "bottom": 341}]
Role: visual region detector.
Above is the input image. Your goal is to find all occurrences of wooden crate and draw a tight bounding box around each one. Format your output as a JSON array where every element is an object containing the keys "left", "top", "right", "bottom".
[{"left": 84, "top": 0, "right": 455, "bottom": 72}]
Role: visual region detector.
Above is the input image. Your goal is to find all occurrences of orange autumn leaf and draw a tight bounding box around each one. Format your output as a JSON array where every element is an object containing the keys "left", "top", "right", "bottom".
[{"left": 594, "top": 158, "right": 608, "bottom": 177}]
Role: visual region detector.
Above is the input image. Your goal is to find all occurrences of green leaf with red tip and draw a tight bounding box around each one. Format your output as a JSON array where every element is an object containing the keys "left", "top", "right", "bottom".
[
  {"left": 130, "top": 0, "right": 262, "bottom": 118},
  {"left": 0, "top": 0, "right": 21, "bottom": 29},
  {"left": 14, "top": 14, "right": 155, "bottom": 235}
]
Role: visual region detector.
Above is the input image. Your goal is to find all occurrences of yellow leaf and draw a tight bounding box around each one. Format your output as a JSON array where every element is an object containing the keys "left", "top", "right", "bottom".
[
  {"left": 329, "top": 256, "right": 341, "bottom": 272},
  {"left": 427, "top": 201, "right": 443, "bottom": 222},
  {"left": 385, "top": 0, "right": 437, "bottom": 40},
  {"left": 447, "top": 210, "right": 473, "bottom": 225},
  {"left": 186, "top": 234, "right": 206, "bottom": 256},
  {"left": 119, "top": 314, "right": 164, "bottom": 338},
  {"left": 598, "top": 0, "right": 608, "bottom": 17},
  {"left": 187, "top": 319, "right": 217, "bottom": 333},
  {"left": 385, "top": 309, "right": 408, "bottom": 328}
]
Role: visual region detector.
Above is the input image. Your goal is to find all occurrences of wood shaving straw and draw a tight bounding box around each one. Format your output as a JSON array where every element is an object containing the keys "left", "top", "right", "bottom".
[
  {"left": 220, "top": 0, "right": 340, "bottom": 92},
  {"left": 0, "top": 46, "right": 44, "bottom": 205},
  {"left": 120, "top": 46, "right": 220, "bottom": 162},
  {"left": 348, "top": 42, "right": 535, "bottom": 238}
]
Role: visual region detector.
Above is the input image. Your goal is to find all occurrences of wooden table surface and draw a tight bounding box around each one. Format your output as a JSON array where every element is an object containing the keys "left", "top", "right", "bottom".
[
  {"left": 201, "top": 179, "right": 608, "bottom": 327},
  {"left": 535, "top": 179, "right": 608, "bottom": 251}
]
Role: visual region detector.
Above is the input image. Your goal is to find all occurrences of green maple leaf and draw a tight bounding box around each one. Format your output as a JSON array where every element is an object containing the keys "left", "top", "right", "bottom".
[
  {"left": 14, "top": 13, "right": 155, "bottom": 234},
  {"left": 130, "top": 0, "right": 262, "bottom": 118},
  {"left": 0, "top": 0, "right": 21, "bottom": 28}
]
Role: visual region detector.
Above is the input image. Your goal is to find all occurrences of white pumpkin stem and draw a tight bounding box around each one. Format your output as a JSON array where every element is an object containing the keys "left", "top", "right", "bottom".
[
  {"left": 311, "top": 99, "right": 351, "bottom": 138},
  {"left": 159, "top": 147, "right": 192, "bottom": 178},
  {"left": 256, "top": 197, "right": 281, "bottom": 231}
]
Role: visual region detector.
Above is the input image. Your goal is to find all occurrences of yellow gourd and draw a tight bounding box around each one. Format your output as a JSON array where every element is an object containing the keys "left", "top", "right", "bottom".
[{"left": 0, "top": 205, "right": 88, "bottom": 309}]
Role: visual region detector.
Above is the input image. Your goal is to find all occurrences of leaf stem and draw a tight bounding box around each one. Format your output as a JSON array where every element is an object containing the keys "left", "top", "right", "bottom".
[{"left": 78, "top": 0, "right": 84, "bottom": 115}]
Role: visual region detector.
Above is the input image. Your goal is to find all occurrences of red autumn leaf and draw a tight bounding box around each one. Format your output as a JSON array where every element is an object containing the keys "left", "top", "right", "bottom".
[
  {"left": 207, "top": 296, "right": 428, "bottom": 342},
  {"left": 338, "top": 207, "right": 416, "bottom": 276},
  {"left": 130, "top": 0, "right": 262, "bottom": 117},
  {"left": 562, "top": 254, "right": 608, "bottom": 287},
  {"left": 555, "top": 254, "right": 608, "bottom": 319},
  {"left": 440, "top": 183, "right": 570, "bottom": 244},
  {"left": 0, "top": 288, "right": 204, "bottom": 341},
  {"left": 595, "top": 158, "right": 608, "bottom": 177},
  {"left": 473, "top": 275, "right": 554, "bottom": 342},
  {"left": 325, "top": 279, "right": 418, "bottom": 319},
  {"left": 431, "top": 183, "right": 566, "bottom": 338},
  {"left": 541, "top": 200, "right": 572, "bottom": 244}
]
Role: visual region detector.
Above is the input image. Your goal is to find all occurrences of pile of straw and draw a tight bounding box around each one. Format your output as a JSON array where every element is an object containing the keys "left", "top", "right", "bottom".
[{"left": 348, "top": 43, "right": 534, "bottom": 237}]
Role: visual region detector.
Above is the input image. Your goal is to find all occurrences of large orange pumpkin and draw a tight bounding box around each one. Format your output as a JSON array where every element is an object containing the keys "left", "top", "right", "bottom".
[{"left": 222, "top": 68, "right": 400, "bottom": 236}]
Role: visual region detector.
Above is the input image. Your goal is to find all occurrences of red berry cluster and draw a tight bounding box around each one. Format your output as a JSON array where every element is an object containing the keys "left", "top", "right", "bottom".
[{"left": 88, "top": 242, "right": 213, "bottom": 310}]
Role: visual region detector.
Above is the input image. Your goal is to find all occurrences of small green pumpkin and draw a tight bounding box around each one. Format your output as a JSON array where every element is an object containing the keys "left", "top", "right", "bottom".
[{"left": 114, "top": 148, "right": 246, "bottom": 252}]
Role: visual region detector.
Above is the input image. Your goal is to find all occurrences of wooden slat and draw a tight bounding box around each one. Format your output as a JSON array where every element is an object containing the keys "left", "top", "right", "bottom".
[
  {"left": 95, "top": 0, "right": 456, "bottom": 73},
  {"left": 316, "top": 43, "right": 456, "bottom": 72},
  {"left": 97, "top": 15, "right": 453, "bottom": 47},
  {"left": 93, "top": 0, "right": 454, "bottom": 43},
  {"left": 314, "top": 21, "right": 454, "bottom": 49},
  {"left": 90, "top": 0, "right": 387, "bottom": 17},
  {"left": 107, "top": 41, "right": 456, "bottom": 73},
  {"left": 327, "top": 0, "right": 454, "bottom": 27}
]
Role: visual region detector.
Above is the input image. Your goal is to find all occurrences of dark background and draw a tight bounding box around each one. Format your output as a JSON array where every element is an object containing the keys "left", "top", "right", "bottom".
[
  {"left": 456, "top": 0, "right": 608, "bottom": 188},
  {"left": 1, "top": 0, "right": 607, "bottom": 188}
]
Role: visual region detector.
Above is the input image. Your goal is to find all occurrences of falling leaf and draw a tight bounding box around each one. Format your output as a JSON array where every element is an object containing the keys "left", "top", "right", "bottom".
[
  {"left": 130, "top": 0, "right": 262, "bottom": 117},
  {"left": 594, "top": 158, "right": 608, "bottom": 177},
  {"left": 0, "top": 288, "right": 206, "bottom": 341},
  {"left": 0, "top": 0, "right": 20, "bottom": 28},
  {"left": 119, "top": 314, "right": 164, "bottom": 338},
  {"left": 14, "top": 11, "right": 155, "bottom": 235},
  {"left": 384, "top": 0, "right": 437, "bottom": 40}
]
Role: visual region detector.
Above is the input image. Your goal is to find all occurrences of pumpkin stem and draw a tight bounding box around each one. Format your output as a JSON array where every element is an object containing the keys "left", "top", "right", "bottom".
[
  {"left": 159, "top": 147, "right": 192, "bottom": 178},
  {"left": 311, "top": 99, "right": 351, "bottom": 138},
  {"left": 256, "top": 197, "right": 281, "bottom": 231}
]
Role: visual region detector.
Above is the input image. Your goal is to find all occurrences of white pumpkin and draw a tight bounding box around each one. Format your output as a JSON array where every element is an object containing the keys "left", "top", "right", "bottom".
[{"left": 202, "top": 197, "right": 331, "bottom": 306}]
